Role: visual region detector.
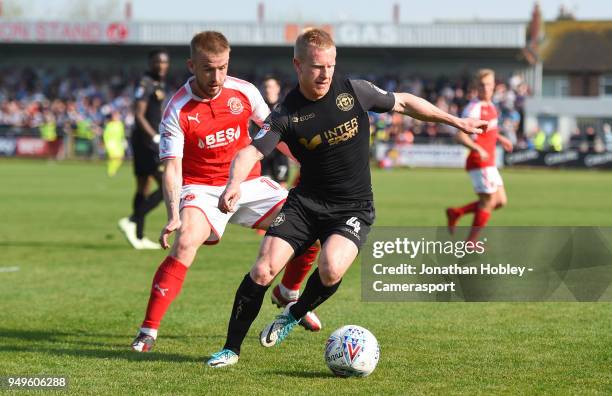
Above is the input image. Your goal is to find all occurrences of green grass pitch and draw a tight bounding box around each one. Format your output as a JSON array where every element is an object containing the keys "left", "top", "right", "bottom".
[{"left": 1, "top": 159, "right": 611, "bottom": 394}]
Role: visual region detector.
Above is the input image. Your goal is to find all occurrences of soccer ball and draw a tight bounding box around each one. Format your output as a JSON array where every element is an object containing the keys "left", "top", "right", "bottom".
[{"left": 324, "top": 325, "right": 379, "bottom": 377}]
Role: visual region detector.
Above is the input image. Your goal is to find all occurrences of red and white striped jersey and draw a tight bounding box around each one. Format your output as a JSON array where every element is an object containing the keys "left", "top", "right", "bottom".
[
  {"left": 159, "top": 76, "right": 269, "bottom": 186},
  {"left": 462, "top": 100, "right": 499, "bottom": 170}
]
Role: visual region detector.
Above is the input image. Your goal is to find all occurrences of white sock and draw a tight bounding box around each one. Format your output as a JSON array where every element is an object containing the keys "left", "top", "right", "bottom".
[
  {"left": 279, "top": 283, "right": 299, "bottom": 300},
  {"left": 139, "top": 327, "right": 158, "bottom": 339}
]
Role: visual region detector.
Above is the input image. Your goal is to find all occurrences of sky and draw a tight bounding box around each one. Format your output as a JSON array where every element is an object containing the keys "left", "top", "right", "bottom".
[{"left": 3, "top": 0, "right": 612, "bottom": 23}]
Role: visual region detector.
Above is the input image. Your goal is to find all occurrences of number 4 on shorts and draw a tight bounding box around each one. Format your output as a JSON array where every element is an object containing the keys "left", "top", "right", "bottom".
[{"left": 346, "top": 217, "right": 361, "bottom": 233}]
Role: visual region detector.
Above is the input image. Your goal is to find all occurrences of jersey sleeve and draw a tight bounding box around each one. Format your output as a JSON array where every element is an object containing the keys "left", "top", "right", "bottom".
[
  {"left": 134, "top": 76, "right": 154, "bottom": 102},
  {"left": 158, "top": 103, "right": 185, "bottom": 160},
  {"left": 462, "top": 101, "right": 480, "bottom": 119},
  {"left": 251, "top": 106, "right": 288, "bottom": 156},
  {"left": 349, "top": 79, "right": 395, "bottom": 113},
  {"left": 245, "top": 83, "right": 271, "bottom": 127}
]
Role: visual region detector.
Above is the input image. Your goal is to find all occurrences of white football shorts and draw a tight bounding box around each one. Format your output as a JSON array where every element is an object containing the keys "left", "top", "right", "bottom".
[
  {"left": 468, "top": 166, "right": 504, "bottom": 194},
  {"left": 179, "top": 176, "right": 287, "bottom": 244}
]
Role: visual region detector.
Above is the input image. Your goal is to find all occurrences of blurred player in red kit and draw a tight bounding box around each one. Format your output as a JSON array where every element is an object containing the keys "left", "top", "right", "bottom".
[{"left": 446, "top": 69, "right": 514, "bottom": 241}]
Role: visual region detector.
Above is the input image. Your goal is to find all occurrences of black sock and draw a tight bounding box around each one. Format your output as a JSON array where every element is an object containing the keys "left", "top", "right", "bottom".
[
  {"left": 141, "top": 189, "right": 163, "bottom": 216},
  {"left": 223, "top": 273, "right": 269, "bottom": 355},
  {"left": 130, "top": 193, "right": 145, "bottom": 221},
  {"left": 289, "top": 269, "right": 341, "bottom": 320},
  {"left": 130, "top": 193, "right": 146, "bottom": 239}
]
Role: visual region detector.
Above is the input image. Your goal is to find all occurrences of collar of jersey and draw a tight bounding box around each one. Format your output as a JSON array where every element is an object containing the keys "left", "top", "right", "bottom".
[
  {"left": 185, "top": 76, "right": 223, "bottom": 102},
  {"left": 297, "top": 83, "right": 332, "bottom": 103}
]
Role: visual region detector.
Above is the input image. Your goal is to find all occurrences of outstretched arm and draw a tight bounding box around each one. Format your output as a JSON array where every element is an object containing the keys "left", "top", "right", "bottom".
[
  {"left": 392, "top": 92, "right": 487, "bottom": 135},
  {"left": 220, "top": 106, "right": 287, "bottom": 212},
  {"left": 218, "top": 145, "right": 264, "bottom": 213}
]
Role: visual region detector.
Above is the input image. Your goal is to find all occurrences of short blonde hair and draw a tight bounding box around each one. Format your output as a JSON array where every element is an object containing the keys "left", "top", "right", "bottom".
[
  {"left": 475, "top": 68, "right": 495, "bottom": 83},
  {"left": 294, "top": 28, "right": 335, "bottom": 60},
  {"left": 190, "top": 31, "right": 230, "bottom": 57}
]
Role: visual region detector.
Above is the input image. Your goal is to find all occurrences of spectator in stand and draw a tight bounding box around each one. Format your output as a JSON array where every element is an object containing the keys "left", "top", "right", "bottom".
[
  {"left": 569, "top": 127, "right": 585, "bottom": 151},
  {"left": 585, "top": 126, "right": 597, "bottom": 152},
  {"left": 603, "top": 123, "right": 612, "bottom": 152},
  {"left": 500, "top": 112, "right": 520, "bottom": 146}
]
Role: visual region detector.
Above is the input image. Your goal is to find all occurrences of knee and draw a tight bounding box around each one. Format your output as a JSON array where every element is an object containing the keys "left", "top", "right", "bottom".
[
  {"left": 172, "top": 234, "right": 200, "bottom": 265},
  {"left": 318, "top": 266, "right": 342, "bottom": 287},
  {"left": 480, "top": 196, "right": 496, "bottom": 211},
  {"left": 250, "top": 257, "right": 278, "bottom": 286}
]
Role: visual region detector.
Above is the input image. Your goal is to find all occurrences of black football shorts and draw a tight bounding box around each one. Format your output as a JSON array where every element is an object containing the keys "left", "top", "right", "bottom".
[
  {"left": 131, "top": 135, "right": 161, "bottom": 176},
  {"left": 265, "top": 189, "right": 375, "bottom": 256}
]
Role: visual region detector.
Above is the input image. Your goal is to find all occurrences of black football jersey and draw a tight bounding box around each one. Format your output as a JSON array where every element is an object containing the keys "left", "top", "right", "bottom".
[{"left": 253, "top": 77, "right": 394, "bottom": 202}]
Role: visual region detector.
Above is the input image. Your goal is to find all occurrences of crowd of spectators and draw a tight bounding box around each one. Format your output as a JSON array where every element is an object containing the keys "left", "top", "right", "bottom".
[
  {"left": 361, "top": 73, "right": 530, "bottom": 149},
  {"left": 0, "top": 66, "right": 164, "bottom": 135},
  {"left": 0, "top": 66, "right": 530, "bottom": 154},
  {"left": 568, "top": 122, "right": 612, "bottom": 153}
]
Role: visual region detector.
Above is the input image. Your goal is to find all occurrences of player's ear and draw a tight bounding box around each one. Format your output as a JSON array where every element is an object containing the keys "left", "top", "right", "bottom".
[
  {"left": 292, "top": 57, "right": 301, "bottom": 74},
  {"left": 187, "top": 58, "right": 194, "bottom": 74}
]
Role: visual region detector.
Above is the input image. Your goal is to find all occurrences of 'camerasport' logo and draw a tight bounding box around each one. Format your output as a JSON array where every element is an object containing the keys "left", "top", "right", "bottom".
[
  {"left": 336, "top": 93, "right": 354, "bottom": 111},
  {"left": 227, "top": 97, "right": 244, "bottom": 115}
]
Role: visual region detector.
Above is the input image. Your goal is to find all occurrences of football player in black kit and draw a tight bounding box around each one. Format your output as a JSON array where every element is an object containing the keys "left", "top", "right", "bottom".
[
  {"left": 118, "top": 49, "right": 169, "bottom": 250},
  {"left": 254, "top": 75, "right": 323, "bottom": 332},
  {"left": 206, "top": 29, "right": 487, "bottom": 367}
]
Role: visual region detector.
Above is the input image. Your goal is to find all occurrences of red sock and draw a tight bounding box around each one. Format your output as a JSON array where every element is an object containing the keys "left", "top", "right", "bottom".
[
  {"left": 467, "top": 209, "right": 491, "bottom": 242},
  {"left": 455, "top": 201, "right": 479, "bottom": 216},
  {"left": 141, "top": 256, "right": 188, "bottom": 330},
  {"left": 281, "top": 244, "right": 319, "bottom": 291}
]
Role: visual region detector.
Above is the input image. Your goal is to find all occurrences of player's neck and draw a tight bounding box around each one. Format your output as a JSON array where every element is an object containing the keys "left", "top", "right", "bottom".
[{"left": 298, "top": 85, "right": 325, "bottom": 102}]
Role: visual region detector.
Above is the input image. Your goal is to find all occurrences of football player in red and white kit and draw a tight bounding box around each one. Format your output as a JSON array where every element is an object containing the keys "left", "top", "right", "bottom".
[
  {"left": 131, "top": 31, "right": 320, "bottom": 353},
  {"left": 446, "top": 69, "right": 514, "bottom": 241}
]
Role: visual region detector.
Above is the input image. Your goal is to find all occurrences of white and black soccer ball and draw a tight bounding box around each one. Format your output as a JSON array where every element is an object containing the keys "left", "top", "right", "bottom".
[{"left": 324, "top": 325, "right": 379, "bottom": 377}]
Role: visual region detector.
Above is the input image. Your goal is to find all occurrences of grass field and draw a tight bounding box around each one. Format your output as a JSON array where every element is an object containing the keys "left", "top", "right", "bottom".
[{"left": 1, "top": 159, "right": 611, "bottom": 395}]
